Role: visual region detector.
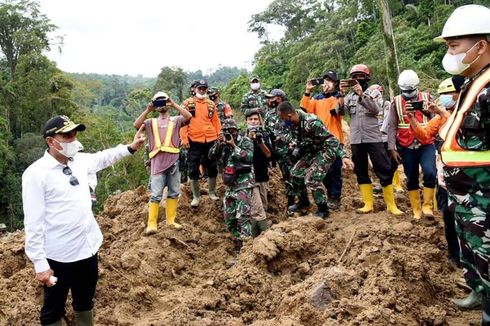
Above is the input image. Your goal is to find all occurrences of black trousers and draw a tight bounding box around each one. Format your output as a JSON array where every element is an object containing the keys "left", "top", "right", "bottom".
[
  {"left": 351, "top": 142, "right": 393, "bottom": 187},
  {"left": 437, "top": 185, "right": 460, "bottom": 263},
  {"left": 40, "top": 254, "right": 98, "bottom": 325},
  {"left": 188, "top": 140, "right": 218, "bottom": 180}
]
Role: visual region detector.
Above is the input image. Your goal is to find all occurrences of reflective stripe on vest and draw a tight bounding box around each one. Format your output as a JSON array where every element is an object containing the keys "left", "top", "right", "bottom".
[
  {"left": 395, "top": 92, "right": 429, "bottom": 129},
  {"left": 149, "top": 118, "right": 180, "bottom": 159},
  {"left": 440, "top": 69, "right": 490, "bottom": 167}
]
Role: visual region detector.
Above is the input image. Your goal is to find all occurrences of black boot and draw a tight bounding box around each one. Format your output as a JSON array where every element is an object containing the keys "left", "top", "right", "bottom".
[
  {"left": 482, "top": 296, "right": 490, "bottom": 326},
  {"left": 315, "top": 203, "right": 329, "bottom": 219},
  {"left": 299, "top": 190, "right": 311, "bottom": 207},
  {"left": 228, "top": 239, "right": 242, "bottom": 267}
]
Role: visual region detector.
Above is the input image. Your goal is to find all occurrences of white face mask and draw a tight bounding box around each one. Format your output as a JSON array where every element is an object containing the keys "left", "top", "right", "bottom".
[
  {"left": 442, "top": 42, "right": 481, "bottom": 75},
  {"left": 251, "top": 82, "right": 260, "bottom": 91},
  {"left": 54, "top": 139, "right": 83, "bottom": 158},
  {"left": 195, "top": 92, "right": 206, "bottom": 99}
]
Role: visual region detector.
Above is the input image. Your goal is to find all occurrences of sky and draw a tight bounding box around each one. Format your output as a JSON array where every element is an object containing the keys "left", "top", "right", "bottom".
[{"left": 39, "top": 0, "right": 276, "bottom": 77}]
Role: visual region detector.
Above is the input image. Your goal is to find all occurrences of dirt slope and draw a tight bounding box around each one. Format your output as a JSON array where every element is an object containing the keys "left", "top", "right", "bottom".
[{"left": 0, "top": 167, "right": 481, "bottom": 325}]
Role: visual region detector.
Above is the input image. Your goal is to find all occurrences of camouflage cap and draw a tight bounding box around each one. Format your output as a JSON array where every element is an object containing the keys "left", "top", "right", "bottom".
[
  {"left": 222, "top": 118, "right": 238, "bottom": 130},
  {"left": 249, "top": 76, "right": 260, "bottom": 83},
  {"left": 264, "top": 89, "right": 286, "bottom": 99},
  {"left": 207, "top": 87, "right": 220, "bottom": 96}
]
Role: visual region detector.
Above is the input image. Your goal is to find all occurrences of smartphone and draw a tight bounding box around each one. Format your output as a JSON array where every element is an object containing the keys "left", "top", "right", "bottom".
[
  {"left": 310, "top": 78, "right": 324, "bottom": 86},
  {"left": 407, "top": 100, "right": 424, "bottom": 111},
  {"left": 340, "top": 79, "right": 358, "bottom": 87}
]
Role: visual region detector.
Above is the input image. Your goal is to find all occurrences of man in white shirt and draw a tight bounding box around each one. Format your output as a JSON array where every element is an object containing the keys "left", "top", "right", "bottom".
[{"left": 22, "top": 115, "right": 145, "bottom": 326}]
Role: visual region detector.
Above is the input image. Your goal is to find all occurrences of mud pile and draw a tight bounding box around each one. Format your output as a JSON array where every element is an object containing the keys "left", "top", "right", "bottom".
[{"left": 0, "top": 168, "right": 481, "bottom": 325}]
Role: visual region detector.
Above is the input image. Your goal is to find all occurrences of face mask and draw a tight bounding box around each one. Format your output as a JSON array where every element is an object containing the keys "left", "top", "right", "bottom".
[
  {"left": 251, "top": 83, "right": 260, "bottom": 91},
  {"left": 358, "top": 80, "right": 369, "bottom": 91},
  {"left": 54, "top": 139, "right": 83, "bottom": 158},
  {"left": 196, "top": 92, "right": 206, "bottom": 99},
  {"left": 442, "top": 42, "right": 481, "bottom": 75},
  {"left": 439, "top": 94, "right": 456, "bottom": 108},
  {"left": 323, "top": 81, "right": 335, "bottom": 92},
  {"left": 401, "top": 89, "right": 417, "bottom": 99}
]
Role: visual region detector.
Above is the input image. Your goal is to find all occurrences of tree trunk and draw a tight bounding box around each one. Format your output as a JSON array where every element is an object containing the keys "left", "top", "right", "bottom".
[{"left": 376, "top": 0, "right": 399, "bottom": 99}]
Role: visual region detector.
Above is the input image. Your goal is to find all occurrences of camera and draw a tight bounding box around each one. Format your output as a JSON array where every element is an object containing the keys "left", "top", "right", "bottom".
[
  {"left": 291, "top": 147, "right": 303, "bottom": 159},
  {"left": 340, "top": 79, "right": 358, "bottom": 87},
  {"left": 224, "top": 132, "right": 232, "bottom": 141},
  {"left": 407, "top": 100, "right": 424, "bottom": 111},
  {"left": 310, "top": 78, "right": 324, "bottom": 86},
  {"left": 152, "top": 99, "right": 166, "bottom": 108}
]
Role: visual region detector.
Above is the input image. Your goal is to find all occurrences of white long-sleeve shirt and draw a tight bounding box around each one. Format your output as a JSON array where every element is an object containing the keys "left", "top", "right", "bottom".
[{"left": 22, "top": 144, "right": 132, "bottom": 273}]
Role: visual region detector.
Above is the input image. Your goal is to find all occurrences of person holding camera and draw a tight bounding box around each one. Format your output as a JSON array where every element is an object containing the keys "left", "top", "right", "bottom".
[
  {"left": 387, "top": 69, "right": 435, "bottom": 220},
  {"left": 133, "top": 91, "right": 192, "bottom": 233},
  {"left": 240, "top": 76, "right": 267, "bottom": 117},
  {"left": 180, "top": 80, "right": 222, "bottom": 207},
  {"left": 301, "top": 70, "right": 345, "bottom": 210},
  {"left": 209, "top": 119, "right": 254, "bottom": 258},
  {"left": 246, "top": 109, "right": 272, "bottom": 236},
  {"left": 340, "top": 64, "right": 403, "bottom": 216},
  {"left": 276, "top": 102, "right": 354, "bottom": 218},
  {"left": 208, "top": 87, "right": 233, "bottom": 124}
]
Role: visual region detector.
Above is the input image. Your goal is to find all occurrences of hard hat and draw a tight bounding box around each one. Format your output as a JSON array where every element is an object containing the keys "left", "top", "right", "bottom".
[
  {"left": 434, "top": 5, "right": 490, "bottom": 42},
  {"left": 152, "top": 91, "right": 169, "bottom": 101},
  {"left": 222, "top": 118, "right": 238, "bottom": 130},
  {"left": 397, "top": 70, "right": 420, "bottom": 91},
  {"left": 437, "top": 75, "right": 465, "bottom": 94},
  {"left": 349, "top": 64, "right": 371, "bottom": 78}
]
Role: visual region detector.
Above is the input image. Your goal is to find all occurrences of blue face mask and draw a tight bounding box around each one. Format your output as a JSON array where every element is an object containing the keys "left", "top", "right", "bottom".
[{"left": 439, "top": 94, "right": 456, "bottom": 109}]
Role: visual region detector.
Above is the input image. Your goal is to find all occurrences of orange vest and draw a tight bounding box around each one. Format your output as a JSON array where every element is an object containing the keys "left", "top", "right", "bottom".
[
  {"left": 394, "top": 92, "right": 431, "bottom": 147},
  {"left": 148, "top": 118, "right": 179, "bottom": 159},
  {"left": 439, "top": 68, "right": 490, "bottom": 167}
]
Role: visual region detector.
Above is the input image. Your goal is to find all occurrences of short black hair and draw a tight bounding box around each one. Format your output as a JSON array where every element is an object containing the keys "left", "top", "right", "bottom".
[
  {"left": 245, "top": 109, "right": 260, "bottom": 119},
  {"left": 277, "top": 101, "right": 295, "bottom": 114}
]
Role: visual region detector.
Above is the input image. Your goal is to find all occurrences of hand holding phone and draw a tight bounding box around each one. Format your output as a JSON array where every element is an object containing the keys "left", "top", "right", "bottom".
[{"left": 310, "top": 78, "right": 324, "bottom": 86}]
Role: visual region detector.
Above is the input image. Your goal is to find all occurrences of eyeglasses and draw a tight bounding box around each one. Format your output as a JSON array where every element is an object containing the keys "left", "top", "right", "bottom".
[{"left": 62, "top": 166, "right": 79, "bottom": 186}]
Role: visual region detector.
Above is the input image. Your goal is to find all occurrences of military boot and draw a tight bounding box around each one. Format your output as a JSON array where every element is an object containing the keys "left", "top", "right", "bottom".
[
  {"left": 482, "top": 296, "right": 490, "bottom": 325},
  {"left": 315, "top": 203, "right": 329, "bottom": 219},
  {"left": 228, "top": 239, "right": 243, "bottom": 267},
  {"left": 208, "top": 177, "right": 219, "bottom": 201}
]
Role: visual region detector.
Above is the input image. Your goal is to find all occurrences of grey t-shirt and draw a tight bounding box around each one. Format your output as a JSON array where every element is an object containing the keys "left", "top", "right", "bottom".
[{"left": 344, "top": 90, "right": 383, "bottom": 144}]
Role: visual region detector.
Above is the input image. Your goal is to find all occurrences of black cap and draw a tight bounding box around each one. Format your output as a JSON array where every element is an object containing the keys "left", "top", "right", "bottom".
[
  {"left": 43, "top": 115, "right": 86, "bottom": 138},
  {"left": 196, "top": 80, "right": 208, "bottom": 89},
  {"left": 323, "top": 70, "right": 338, "bottom": 82},
  {"left": 245, "top": 108, "right": 262, "bottom": 118},
  {"left": 264, "top": 89, "right": 286, "bottom": 99}
]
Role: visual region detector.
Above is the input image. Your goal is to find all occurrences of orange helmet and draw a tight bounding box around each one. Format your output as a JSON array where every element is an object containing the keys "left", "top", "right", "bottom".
[{"left": 349, "top": 64, "right": 371, "bottom": 78}]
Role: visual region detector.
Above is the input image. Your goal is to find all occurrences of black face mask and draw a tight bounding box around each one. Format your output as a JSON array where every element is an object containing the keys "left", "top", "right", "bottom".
[{"left": 358, "top": 80, "right": 369, "bottom": 91}]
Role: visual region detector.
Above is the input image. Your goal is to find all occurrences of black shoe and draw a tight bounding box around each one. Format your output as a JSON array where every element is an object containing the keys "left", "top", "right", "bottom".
[
  {"left": 315, "top": 203, "right": 329, "bottom": 219},
  {"left": 287, "top": 195, "right": 296, "bottom": 207},
  {"left": 327, "top": 198, "right": 340, "bottom": 210}
]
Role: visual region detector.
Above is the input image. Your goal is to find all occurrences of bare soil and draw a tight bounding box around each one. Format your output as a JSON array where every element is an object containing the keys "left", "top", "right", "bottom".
[{"left": 0, "top": 164, "right": 481, "bottom": 325}]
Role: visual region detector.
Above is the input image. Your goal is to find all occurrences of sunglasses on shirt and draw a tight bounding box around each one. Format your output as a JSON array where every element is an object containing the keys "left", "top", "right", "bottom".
[{"left": 62, "top": 166, "right": 79, "bottom": 186}]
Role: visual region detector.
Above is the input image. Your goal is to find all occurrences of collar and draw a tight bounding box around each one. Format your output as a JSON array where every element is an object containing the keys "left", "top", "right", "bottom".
[{"left": 39, "top": 150, "right": 66, "bottom": 169}]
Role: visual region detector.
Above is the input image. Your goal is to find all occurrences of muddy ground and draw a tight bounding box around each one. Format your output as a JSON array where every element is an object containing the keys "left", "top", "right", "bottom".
[{"left": 0, "top": 165, "right": 482, "bottom": 325}]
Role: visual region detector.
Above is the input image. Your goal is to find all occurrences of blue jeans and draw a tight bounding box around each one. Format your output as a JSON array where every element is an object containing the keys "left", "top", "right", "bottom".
[
  {"left": 149, "top": 162, "right": 181, "bottom": 202},
  {"left": 323, "top": 156, "right": 342, "bottom": 199},
  {"left": 398, "top": 144, "right": 436, "bottom": 191}
]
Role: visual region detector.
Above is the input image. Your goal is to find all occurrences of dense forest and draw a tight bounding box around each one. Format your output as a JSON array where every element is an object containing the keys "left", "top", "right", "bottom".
[{"left": 0, "top": 0, "right": 489, "bottom": 231}]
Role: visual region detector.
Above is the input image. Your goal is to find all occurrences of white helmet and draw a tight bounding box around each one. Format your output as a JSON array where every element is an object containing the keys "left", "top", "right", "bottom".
[
  {"left": 434, "top": 5, "right": 490, "bottom": 42},
  {"left": 398, "top": 70, "right": 420, "bottom": 91},
  {"left": 152, "top": 91, "right": 169, "bottom": 101}
]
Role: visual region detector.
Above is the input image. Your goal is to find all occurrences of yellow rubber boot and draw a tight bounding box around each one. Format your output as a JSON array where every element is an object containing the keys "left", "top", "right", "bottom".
[
  {"left": 408, "top": 190, "right": 422, "bottom": 220},
  {"left": 357, "top": 184, "right": 374, "bottom": 213},
  {"left": 165, "top": 198, "right": 182, "bottom": 230},
  {"left": 422, "top": 187, "right": 435, "bottom": 217},
  {"left": 382, "top": 185, "right": 404, "bottom": 216},
  {"left": 393, "top": 170, "right": 403, "bottom": 192},
  {"left": 146, "top": 202, "right": 159, "bottom": 234}
]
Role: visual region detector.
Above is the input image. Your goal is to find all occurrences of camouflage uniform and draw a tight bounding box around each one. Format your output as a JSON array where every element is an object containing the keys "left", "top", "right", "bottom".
[
  {"left": 445, "top": 78, "right": 490, "bottom": 296},
  {"left": 210, "top": 134, "right": 254, "bottom": 239},
  {"left": 240, "top": 90, "right": 267, "bottom": 117},
  {"left": 281, "top": 110, "right": 346, "bottom": 205},
  {"left": 216, "top": 101, "right": 232, "bottom": 124}
]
